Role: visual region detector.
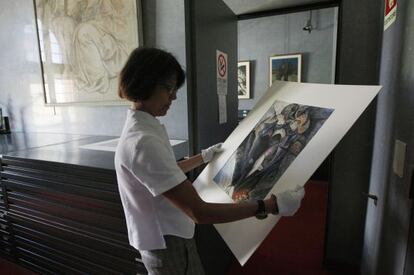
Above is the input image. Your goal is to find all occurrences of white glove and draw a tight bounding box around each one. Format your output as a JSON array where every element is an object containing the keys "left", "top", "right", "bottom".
[
  {"left": 276, "top": 185, "right": 305, "bottom": 216},
  {"left": 201, "top": 143, "right": 224, "bottom": 163}
]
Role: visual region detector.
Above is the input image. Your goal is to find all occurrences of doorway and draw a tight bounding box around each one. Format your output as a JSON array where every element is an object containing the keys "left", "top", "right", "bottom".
[{"left": 235, "top": 5, "right": 338, "bottom": 273}]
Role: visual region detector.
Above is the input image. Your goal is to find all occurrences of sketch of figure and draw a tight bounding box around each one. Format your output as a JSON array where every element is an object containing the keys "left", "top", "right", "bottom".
[
  {"left": 35, "top": 0, "right": 138, "bottom": 102},
  {"left": 71, "top": 0, "right": 131, "bottom": 93},
  {"left": 237, "top": 62, "right": 250, "bottom": 99},
  {"left": 46, "top": 1, "right": 77, "bottom": 73},
  {"left": 213, "top": 100, "right": 334, "bottom": 202},
  {"left": 238, "top": 65, "right": 247, "bottom": 96}
]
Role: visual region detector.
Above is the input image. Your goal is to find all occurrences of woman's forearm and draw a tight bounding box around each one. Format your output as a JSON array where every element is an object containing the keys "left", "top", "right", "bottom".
[
  {"left": 193, "top": 196, "right": 277, "bottom": 224},
  {"left": 194, "top": 200, "right": 257, "bottom": 224},
  {"left": 163, "top": 180, "right": 278, "bottom": 224},
  {"left": 177, "top": 154, "right": 204, "bottom": 173}
]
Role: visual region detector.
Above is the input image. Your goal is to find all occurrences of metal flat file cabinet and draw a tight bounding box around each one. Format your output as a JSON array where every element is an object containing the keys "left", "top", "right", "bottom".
[{"left": 0, "top": 155, "right": 145, "bottom": 274}]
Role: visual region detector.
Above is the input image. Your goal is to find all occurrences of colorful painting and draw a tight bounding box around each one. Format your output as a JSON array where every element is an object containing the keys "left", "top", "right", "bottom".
[
  {"left": 269, "top": 54, "right": 302, "bottom": 85},
  {"left": 213, "top": 100, "right": 333, "bottom": 202},
  {"left": 34, "top": 0, "right": 142, "bottom": 105}
]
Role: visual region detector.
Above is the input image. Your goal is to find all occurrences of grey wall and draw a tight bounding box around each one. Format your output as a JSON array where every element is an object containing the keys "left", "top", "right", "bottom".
[
  {"left": 238, "top": 7, "right": 337, "bottom": 110},
  {"left": 0, "top": 0, "right": 189, "bottom": 140},
  {"left": 186, "top": 0, "right": 239, "bottom": 153},
  {"left": 360, "top": 0, "right": 401, "bottom": 274},
  {"left": 325, "top": 0, "right": 383, "bottom": 268},
  {"left": 363, "top": 0, "right": 414, "bottom": 273},
  {"left": 185, "top": 0, "right": 238, "bottom": 274}
]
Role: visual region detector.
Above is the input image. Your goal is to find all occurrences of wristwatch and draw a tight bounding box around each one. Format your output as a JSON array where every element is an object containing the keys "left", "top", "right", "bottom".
[{"left": 255, "top": 200, "right": 268, "bottom": 220}]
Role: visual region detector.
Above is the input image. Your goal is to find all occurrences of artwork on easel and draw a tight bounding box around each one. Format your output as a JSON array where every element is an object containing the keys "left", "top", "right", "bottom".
[{"left": 213, "top": 100, "right": 333, "bottom": 202}]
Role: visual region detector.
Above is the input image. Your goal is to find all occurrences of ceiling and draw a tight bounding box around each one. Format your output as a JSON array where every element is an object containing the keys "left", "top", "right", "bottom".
[{"left": 222, "top": 0, "right": 332, "bottom": 15}]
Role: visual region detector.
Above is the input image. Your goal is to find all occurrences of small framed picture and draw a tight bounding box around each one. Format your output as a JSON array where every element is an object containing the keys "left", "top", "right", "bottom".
[
  {"left": 238, "top": 61, "right": 251, "bottom": 99},
  {"left": 269, "top": 54, "right": 302, "bottom": 86}
]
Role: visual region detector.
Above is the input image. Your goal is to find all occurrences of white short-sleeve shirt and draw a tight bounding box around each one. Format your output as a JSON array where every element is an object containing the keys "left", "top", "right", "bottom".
[{"left": 115, "top": 109, "right": 194, "bottom": 251}]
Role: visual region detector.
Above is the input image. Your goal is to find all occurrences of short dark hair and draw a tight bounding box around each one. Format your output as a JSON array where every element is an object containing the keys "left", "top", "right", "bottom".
[{"left": 118, "top": 47, "right": 185, "bottom": 101}]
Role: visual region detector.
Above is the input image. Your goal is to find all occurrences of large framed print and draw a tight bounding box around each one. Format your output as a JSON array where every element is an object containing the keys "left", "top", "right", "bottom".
[
  {"left": 34, "top": 0, "right": 143, "bottom": 105},
  {"left": 269, "top": 54, "right": 302, "bottom": 86},
  {"left": 238, "top": 61, "right": 251, "bottom": 99}
]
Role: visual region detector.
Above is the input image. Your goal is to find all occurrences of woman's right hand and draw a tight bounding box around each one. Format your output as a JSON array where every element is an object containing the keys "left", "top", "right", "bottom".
[{"left": 266, "top": 185, "right": 305, "bottom": 216}]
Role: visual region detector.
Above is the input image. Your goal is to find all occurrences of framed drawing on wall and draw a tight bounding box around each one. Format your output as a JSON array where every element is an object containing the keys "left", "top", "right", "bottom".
[
  {"left": 269, "top": 54, "right": 302, "bottom": 86},
  {"left": 238, "top": 61, "right": 250, "bottom": 99},
  {"left": 33, "top": 0, "right": 143, "bottom": 105}
]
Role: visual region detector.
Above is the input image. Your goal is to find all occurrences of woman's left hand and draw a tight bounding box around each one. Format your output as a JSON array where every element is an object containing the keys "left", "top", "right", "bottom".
[{"left": 201, "top": 143, "right": 224, "bottom": 163}]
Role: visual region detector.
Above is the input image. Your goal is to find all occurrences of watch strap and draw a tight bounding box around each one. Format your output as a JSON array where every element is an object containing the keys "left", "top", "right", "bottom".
[{"left": 255, "top": 200, "right": 268, "bottom": 219}]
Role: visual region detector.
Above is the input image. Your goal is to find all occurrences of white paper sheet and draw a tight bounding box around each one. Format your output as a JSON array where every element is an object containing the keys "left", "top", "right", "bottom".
[
  {"left": 193, "top": 81, "right": 381, "bottom": 265},
  {"left": 218, "top": 94, "right": 227, "bottom": 124}
]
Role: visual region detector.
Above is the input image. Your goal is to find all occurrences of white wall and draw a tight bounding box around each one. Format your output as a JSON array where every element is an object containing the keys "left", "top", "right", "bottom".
[{"left": 0, "top": 0, "right": 189, "bottom": 140}]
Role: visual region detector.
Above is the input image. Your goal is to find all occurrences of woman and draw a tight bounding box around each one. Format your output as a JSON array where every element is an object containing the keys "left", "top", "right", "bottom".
[{"left": 115, "top": 47, "right": 305, "bottom": 275}]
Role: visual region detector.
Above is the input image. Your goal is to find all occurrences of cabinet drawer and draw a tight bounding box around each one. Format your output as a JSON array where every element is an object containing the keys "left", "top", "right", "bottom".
[
  {"left": 15, "top": 236, "right": 131, "bottom": 275},
  {"left": 6, "top": 190, "right": 127, "bottom": 234},
  {"left": 0, "top": 243, "right": 13, "bottom": 257},
  {"left": 8, "top": 210, "right": 136, "bottom": 258},
  {"left": 2, "top": 172, "right": 120, "bottom": 203},
  {"left": 13, "top": 224, "right": 140, "bottom": 273},
  {"left": 1, "top": 157, "right": 117, "bottom": 185},
  {"left": 16, "top": 245, "right": 89, "bottom": 275},
  {"left": 2, "top": 178, "right": 123, "bottom": 216}
]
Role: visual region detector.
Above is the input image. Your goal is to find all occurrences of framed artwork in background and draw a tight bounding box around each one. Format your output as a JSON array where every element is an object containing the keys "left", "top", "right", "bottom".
[
  {"left": 269, "top": 54, "right": 302, "bottom": 86},
  {"left": 33, "top": 0, "right": 143, "bottom": 105},
  {"left": 238, "top": 61, "right": 251, "bottom": 99}
]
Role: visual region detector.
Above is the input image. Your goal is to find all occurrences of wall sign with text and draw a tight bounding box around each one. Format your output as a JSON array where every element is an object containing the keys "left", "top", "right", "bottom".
[{"left": 384, "top": 0, "right": 397, "bottom": 30}]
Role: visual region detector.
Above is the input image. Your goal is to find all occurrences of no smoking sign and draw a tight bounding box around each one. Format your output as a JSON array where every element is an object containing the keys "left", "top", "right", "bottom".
[
  {"left": 216, "top": 50, "right": 228, "bottom": 124},
  {"left": 217, "top": 51, "right": 228, "bottom": 80},
  {"left": 218, "top": 53, "right": 227, "bottom": 78}
]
